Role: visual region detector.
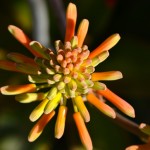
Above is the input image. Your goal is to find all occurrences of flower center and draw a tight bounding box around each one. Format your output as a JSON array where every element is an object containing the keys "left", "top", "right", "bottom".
[{"left": 29, "top": 37, "right": 95, "bottom": 99}]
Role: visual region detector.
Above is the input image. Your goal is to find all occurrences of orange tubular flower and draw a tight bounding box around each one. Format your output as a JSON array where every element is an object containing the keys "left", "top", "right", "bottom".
[
  {"left": 73, "top": 112, "right": 93, "bottom": 150},
  {"left": 28, "top": 111, "right": 55, "bottom": 142},
  {"left": 65, "top": 3, "right": 77, "bottom": 42},
  {"left": 0, "top": 2, "right": 135, "bottom": 150},
  {"left": 126, "top": 143, "right": 150, "bottom": 150}
]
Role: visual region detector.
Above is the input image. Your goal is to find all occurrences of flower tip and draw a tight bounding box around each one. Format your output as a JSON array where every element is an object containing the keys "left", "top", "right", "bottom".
[
  {"left": 111, "top": 112, "right": 117, "bottom": 119},
  {"left": 8, "top": 25, "right": 23, "bottom": 38},
  {"left": 125, "top": 145, "right": 138, "bottom": 150},
  {"left": 83, "top": 19, "right": 89, "bottom": 24},
  {"left": 28, "top": 129, "right": 40, "bottom": 142},
  {"left": 89, "top": 33, "right": 121, "bottom": 59},
  {"left": 65, "top": 2, "right": 77, "bottom": 42},
  {"left": 108, "top": 33, "right": 121, "bottom": 47},
  {"left": 139, "top": 123, "right": 146, "bottom": 129},
  {"left": 8, "top": 25, "right": 15, "bottom": 34},
  {"left": 44, "top": 109, "right": 50, "bottom": 115},
  {"left": 29, "top": 41, "right": 35, "bottom": 46},
  {"left": 55, "top": 134, "right": 61, "bottom": 139},
  {"left": 68, "top": 2, "right": 76, "bottom": 9},
  {"left": 120, "top": 72, "right": 123, "bottom": 78},
  {"left": 139, "top": 123, "right": 150, "bottom": 135},
  {"left": 120, "top": 103, "right": 135, "bottom": 118},
  {"left": 128, "top": 107, "right": 135, "bottom": 118},
  {"left": 29, "top": 113, "right": 38, "bottom": 122},
  {"left": 109, "top": 33, "right": 121, "bottom": 45},
  {"left": 114, "top": 33, "right": 121, "bottom": 40},
  {"left": 67, "top": 2, "right": 77, "bottom": 22},
  {"left": 28, "top": 136, "right": 35, "bottom": 143},
  {"left": 28, "top": 133, "right": 40, "bottom": 142}
]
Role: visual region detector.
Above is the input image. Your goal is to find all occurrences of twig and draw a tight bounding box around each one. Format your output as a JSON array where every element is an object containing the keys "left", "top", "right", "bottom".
[{"left": 114, "top": 112, "right": 149, "bottom": 142}]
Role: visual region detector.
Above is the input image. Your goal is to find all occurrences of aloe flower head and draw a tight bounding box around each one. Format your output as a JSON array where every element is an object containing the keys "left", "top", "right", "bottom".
[{"left": 0, "top": 3, "right": 135, "bottom": 150}]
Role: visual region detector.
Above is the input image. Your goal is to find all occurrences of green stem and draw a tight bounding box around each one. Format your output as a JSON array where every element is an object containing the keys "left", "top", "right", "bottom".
[{"left": 72, "top": 99, "right": 78, "bottom": 113}]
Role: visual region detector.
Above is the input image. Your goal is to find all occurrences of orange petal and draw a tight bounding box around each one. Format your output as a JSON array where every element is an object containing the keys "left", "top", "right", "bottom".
[
  {"left": 87, "top": 93, "right": 116, "bottom": 118},
  {"left": 1, "top": 84, "right": 36, "bottom": 95},
  {"left": 7, "top": 52, "right": 36, "bottom": 65},
  {"left": 91, "top": 71, "right": 123, "bottom": 81},
  {"left": 16, "top": 63, "right": 39, "bottom": 75},
  {"left": 0, "top": 60, "right": 18, "bottom": 72},
  {"left": 73, "top": 112, "right": 93, "bottom": 150},
  {"left": 65, "top": 3, "right": 77, "bottom": 42},
  {"left": 126, "top": 143, "right": 150, "bottom": 150},
  {"left": 55, "top": 106, "right": 67, "bottom": 139},
  {"left": 77, "top": 19, "right": 89, "bottom": 47},
  {"left": 89, "top": 33, "right": 120, "bottom": 59},
  {"left": 125, "top": 145, "right": 139, "bottom": 150},
  {"left": 98, "top": 88, "right": 135, "bottom": 118},
  {"left": 73, "top": 96, "right": 90, "bottom": 122},
  {"left": 28, "top": 111, "right": 55, "bottom": 142},
  {"left": 8, "top": 25, "right": 41, "bottom": 57}
]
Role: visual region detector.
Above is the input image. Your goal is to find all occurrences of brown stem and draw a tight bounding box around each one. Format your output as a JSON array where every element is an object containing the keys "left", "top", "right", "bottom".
[{"left": 113, "top": 112, "right": 149, "bottom": 142}]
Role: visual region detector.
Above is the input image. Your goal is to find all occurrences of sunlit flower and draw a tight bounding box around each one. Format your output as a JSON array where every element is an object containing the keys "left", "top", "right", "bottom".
[{"left": 0, "top": 3, "right": 135, "bottom": 150}]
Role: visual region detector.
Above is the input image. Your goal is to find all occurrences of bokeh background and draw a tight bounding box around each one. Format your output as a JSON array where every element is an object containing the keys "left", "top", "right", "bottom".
[{"left": 0, "top": 0, "right": 150, "bottom": 150}]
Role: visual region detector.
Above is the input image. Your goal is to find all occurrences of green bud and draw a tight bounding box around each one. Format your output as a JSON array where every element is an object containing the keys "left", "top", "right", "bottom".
[
  {"left": 44, "top": 92, "right": 62, "bottom": 114},
  {"left": 92, "top": 82, "right": 106, "bottom": 90},
  {"left": 47, "top": 87, "right": 58, "bottom": 100}
]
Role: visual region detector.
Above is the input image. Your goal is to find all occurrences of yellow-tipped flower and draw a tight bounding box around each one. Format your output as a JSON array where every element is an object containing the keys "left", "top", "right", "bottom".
[
  {"left": 91, "top": 71, "right": 123, "bottom": 81},
  {"left": 89, "top": 33, "right": 121, "bottom": 59},
  {"left": 0, "top": 2, "right": 135, "bottom": 150},
  {"left": 77, "top": 19, "right": 89, "bottom": 47},
  {"left": 98, "top": 88, "right": 135, "bottom": 118},
  {"left": 73, "top": 96, "right": 90, "bottom": 122},
  {"left": 65, "top": 3, "right": 77, "bottom": 42},
  {"left": 55, "top": 106, "right": 67, "bottom": 139},
  {"left": 29, "top": 98, "right": 49, "bottom": 122},
  {"left": 1, "top": 84, "right": 36, "bottom": 95},
  {"left": 87, "top": 93, "right": 116, "bottom": 119},
  {"left": 28, "top": 111, "right": 55, "bottom": 142}
]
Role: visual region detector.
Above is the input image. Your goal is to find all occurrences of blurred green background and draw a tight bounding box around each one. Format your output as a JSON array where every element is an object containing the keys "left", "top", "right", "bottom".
[{"left": 0, "top": 0, "right": 150, "bottom": 150}]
